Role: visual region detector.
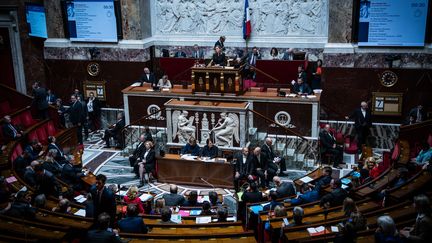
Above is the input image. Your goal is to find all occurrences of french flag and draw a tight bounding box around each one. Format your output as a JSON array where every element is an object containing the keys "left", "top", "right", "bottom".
[{"left": 243, "top": 0, "right": 251, "bottom": 40}]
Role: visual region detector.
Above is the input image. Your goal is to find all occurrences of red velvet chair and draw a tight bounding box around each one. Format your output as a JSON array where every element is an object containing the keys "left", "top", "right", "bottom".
[
  {"left": 20, "top": 110, "right": 37, "bottom": 128},
  {"left": 344, "top": 136, "right": 358, "bottom": 154},
  {"left": 11, "top": 143, "right": 23, "bottom": 162},
  {"left": 46, "top": 121, "right": 57, "bottom": 137},
  {"left": 11, "top": 116, "right": 21, "bottom": 127},
  {"left": 0, "top": 101, "right": 11, "bottom": 116},
  {"left": 28, "top": 131, "right": 39, "bottom": 143},
  {"left": 37, "top": 126, "right": 48, "bottom": 145}
]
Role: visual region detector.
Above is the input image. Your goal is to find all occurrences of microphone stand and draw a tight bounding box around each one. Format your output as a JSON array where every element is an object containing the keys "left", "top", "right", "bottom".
[{"left": 200, "top": 177, "right": 216, "bottom": 191}]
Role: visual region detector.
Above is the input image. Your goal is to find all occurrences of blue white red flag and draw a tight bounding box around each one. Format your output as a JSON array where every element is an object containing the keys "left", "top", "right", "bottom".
[{"left": 243, "top": 0, "right": 251, "bottom": 40}]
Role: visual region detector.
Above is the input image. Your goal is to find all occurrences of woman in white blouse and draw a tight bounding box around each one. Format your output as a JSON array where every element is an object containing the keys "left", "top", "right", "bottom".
[{"left": 157, "top": 75, "right": 172, "bottom": 89}]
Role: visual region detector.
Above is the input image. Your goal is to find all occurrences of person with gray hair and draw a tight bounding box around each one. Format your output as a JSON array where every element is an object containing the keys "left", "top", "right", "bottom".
[
  {"left": 400, "top": 194, "right": 432, "bottom": 241},
  {"left": 345, "top": 101, "right": 372, "bottom": 151},
  {"left": 375, "top": 215, "right": 402, "bottom": 242},
  {"left": 286, "top": 206, "right": 305, "bottom": 227},
  {"left": 34, "top": 194, "right": 46, "bottom": 208},
  {"left": 42, "top": 149, "right": 62, "bottom": 176}
]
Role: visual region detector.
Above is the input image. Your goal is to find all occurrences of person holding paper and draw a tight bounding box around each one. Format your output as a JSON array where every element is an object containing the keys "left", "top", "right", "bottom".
[{"left": 200, "top": 138, "right": 219, "bottom": 159}]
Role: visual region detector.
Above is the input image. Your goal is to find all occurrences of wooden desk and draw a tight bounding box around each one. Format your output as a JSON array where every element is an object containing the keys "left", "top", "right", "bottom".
[
  {"left": 157, "top": 154, "right": 234, "bottom": 188},
  {"left": 191, "top": 66, "right": 243, "bottom": 95}
]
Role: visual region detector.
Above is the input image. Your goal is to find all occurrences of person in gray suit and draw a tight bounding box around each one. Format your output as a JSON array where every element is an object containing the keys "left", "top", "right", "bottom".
[
  {"left": 162, "top": 184, "right": 185, "bottom": 206},
  {"left": 191, "top": 44, "right": 204, "bottom": 59}
]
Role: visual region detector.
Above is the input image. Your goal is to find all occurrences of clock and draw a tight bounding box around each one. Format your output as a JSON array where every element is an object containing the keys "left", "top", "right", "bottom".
[
  {"left": 380, "top": 70, "right": 398, "bottom": 87},
  {"left": 87, "top": 62, "right": 100, "bottom": 77}
]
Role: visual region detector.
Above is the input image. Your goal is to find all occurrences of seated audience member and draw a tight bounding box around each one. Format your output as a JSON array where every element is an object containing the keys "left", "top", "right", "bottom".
[
  {"left": 252, "top": 147, "right": 272, "bottom": 188},
  {"left": 181, "top": 137, "right": 200, "bottom": 156},
  {"left": 209, "top": 191, "right": 220, "bottom": 206},
  {"left": 210, "top": 45, "right": 226, "bottom": 66},
  {"left": 13, "top": 150, "right": 32, "bottom": 176},
  {"left": 361, "top": 157, "right": 379, "bottom": 180},
  {"left": 234, "top": 147, "right": 255, "bottom": 191},
  {"left": 241, "top": 182, "right": 264, "bottom": 203},
  {"left": 174, "top": 46, "right": 186, "bottom": 58},
  {"left": 123, "top": 186, "right": 144, "bottom": 214},
  {"left": 151, "top": 198, "right": 165, "bottom": 215},
  {"left": 335, "top": 210, "right": 367, "bottom": 243},
  {"left": 6, "top": 191, "right": 36, "bottom": 219},
  {"left": 157, "top": 75, "right": 172, "bottom": 89},
  {"left": 162, "top": 184, "right": 185, "bottom": 206},
  {"left": 2, "top": 115, "right": 23, "bottom": 142},
  {"left": 286, "top": 206, "right": 305, "bottom": 227},
  {"left": 374, "top": 215, "right": 402, "bottom": 243},
  {"left": 415, "top": 141, "right": 432, "bottom": 165},
  {"left": 263, "top": 191, "right": 282, "bottom": 211},
  {"left": 103, "top": 112, "right": 125, "bottom": 148},
  {"left": 261, "top": 137, "right": 288, "bottom": 177},
  {"left": 200, "top": 201, "right": 215, "bottom": 216},
  {"left": 34, "top": 194, "right": 47, "bottom": 209},
  {"left": 200, "top": 138, "right": 219, "bottom": 158},
  {"left": 129, "top": 134, "right": 146, "bottom": 170},
  {"left": 320, "top": 180, "right": 348, "bottom": 208},
  {"left": 191, "top": 44, "right": 204, "bottom": 59},
  {"left": 25, "top": 140, "right": 44, "bottom": 161},
  {"left": 342, "top": 197, "right": 357, "bottom": 217},
  {"left": 270, "top": 47, "right": 279, "bottom": 59},
  {"left": 42, "top": 149, "right": 62, "bottom": 176},
  {"left": 282, "top": 48, "right": 294, "bottom": 61},
  {"left": 52, "top": 198, "right": 72, "bottom": 214},
  {"left": 47, "top": 136, "right": 66, "bottom": 163},
  {"left": 23, "top": 161, "right": 39, "bottom": 187},
  {"left": 399, "top": 194, "right": 432, "bottom": 242},
  {"left": 274, "top": 205, "right": 287, "bottom": 218},
  {"left": 293, "top": 77, "right": 312, "bottom": 95},
  {"left": 308, "top": 166, "right": 333, "bottom": 192},
  {"left": 183, "top": 190, "right": 201, "bottom": 207},
  {"left": 359, "top": 164, "right": 372, "bottom": 184},
  {"left": 61, "top": 158, "right": 84, "bottom": 190},
  {"left": 160, "top": 207, "right": 175, "bottom": 224},
  {"left": 140, "top": 67, "right": 156, "bottom": 86},
  {"left": 34, "top": 164, "right": 62, "bottom": 198},
  {"left": 273, "top": 176, "right": 295, "bottom": 198},
  {"left": 136, "top": 141, "right": 156, "bottom": 187},
  {"left": 217, "top": 206, "right": 228, "bottom": 222},
  {"left": 409, "top": 104, "right": 426, "bottom": 123},
  {"left": 118, "top": 204, "right": 148, "bottom": 234},
  {"left": 289, "top": 183, "right": 320, "bottom": 206},
  {"left": 87, "top": 212, "right": 122, "bottom": 243},
  {"left": 320, "top": 124, "right": 344, "bottom": 168}
]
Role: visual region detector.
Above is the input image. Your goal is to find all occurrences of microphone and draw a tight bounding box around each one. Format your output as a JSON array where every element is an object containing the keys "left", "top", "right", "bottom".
[{"left": 200, "top": 177, "right": 215, "bottom": 191}]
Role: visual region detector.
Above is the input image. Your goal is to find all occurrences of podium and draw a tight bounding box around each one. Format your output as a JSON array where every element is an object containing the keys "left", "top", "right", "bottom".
[{"left": 191, "top": 66, "right": 244, "bottom": 95}]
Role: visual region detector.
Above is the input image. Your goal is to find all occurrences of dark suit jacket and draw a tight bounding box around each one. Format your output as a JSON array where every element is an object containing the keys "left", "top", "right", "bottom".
[
  {"left": 112, "top": 117, "right": 125, "bottom": 134},
  {"left": 191, "top": 49, "right": 204, "bottom": 59},
  {"left": 23, "top": 167, "right": 36, "bottom": 187},
  {"left": 212, "top": 53, "right": 226, "bottom": 66},
  {"left": 48, "top": 143, "right": 66, "bottom": 162},
  {"left": 13, "top": 156, "right": 30, "bottom": 176},
  {"left": 261, "top": 144, "right": 275, "bottom": 165},
  {"left": 241, "top": 191, "right": 264, "bottom": 203},
  {"left": 214, "top": 40, "right": 224, "bottom": 50},
  {"left": 246, "top": 52, "right": 262, "bottom": 66},
  {"left": 326, "top": 188, "right": 348, "bottom": 207},
  {"left": 319, "top": 130, "right": 336, "bottom": 153},
  {"left": 61, "top": 162, "right": 83, "bottom": 185},
  {"left": 409, "top": 214, "right": 432, "bottom": 242},
  {"left": 349, "top": 108, "right": 372, "bottom": 129},
  {"left": 24, "top": 145, "right": 40, "bottom": 161},
  {"left": 86, "top": 97, "right": 101, "bottom": 115},
  {"left": 139, "top": 149, "right": 156, "bottom": 171},
  {"left": 6, "top": 200, "right": 36, "bottom": 219},
  {"left": 118, "top": 216, "right": 148, "bottom": 234},
  {"left": 276, "top": 182, "right": 296, "bottom": 198},
  {"left": 293, "top": 82, "right": 312, "bottom": 95},
  {"left": 35, "top": 170, "right": 61, "bottom": 197},
  {"left": 65, "top": 101, "right": 83, "bottom": 125},
  {"left": 32, "top": 87, "right": 49, "bottom": 110},
  {"left": 131, "top": 142, "right": 146, "bottom": 159},
  {"left": 162, "top": 193, "right": 185, "bottom": 206},
  {"left": 46, "top": 93, "right": 56, "bottom": 104},
  {"left": 200, "top": 145, "right": 219, "bottom": 158},
  {"left": 140, "top": 73, "right": 156, "bottom": 86},
  {"left": 86, "top": 229, "right": 122, "bottom": 243},
  {"left": 174, "top": 51, "right": 187, "bottom": 58},
  {"left": 90, "top": 186, "right": 117, "bottom": 220},
  {"left": 409, "top": 107, "right": 427, "bottom": 122},
  {"left": 234, "top": 153, "right": 254, "bottom": 176},
  {"left": 2, "top": 123, "right": 19, "bottom": 141},
  {"left": 253, "top": 153, "right": 269, "bottom": 172}
]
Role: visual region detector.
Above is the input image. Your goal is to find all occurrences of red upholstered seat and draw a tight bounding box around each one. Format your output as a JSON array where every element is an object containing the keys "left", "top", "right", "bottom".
[
  {"left": 20, "top": 110, "right": 37, "bottom": 128},
  {"left": 0, "top": 100, "right": 11, "bottom": 115},
  {"left": 28, "top": 130, "right": 39, "bottom": 143},
  {"left": 37, "top": 126, "right": 48, "bottom": 145},
  {"left": 11, "top": 144, "right": 23, "bottom": 162},
  {"left": 46, "top": 121, "right": 56, "bottom": 136},
  {"left": 11, "top": 116, "right": 21, "bottom": 127},
  {"left": 428, "top": 134, "right": 432, "bottom": 147},
  {"left": 391, "top": 141, "right": 401, "bottom": 161},
  {"left": 344, "top": 136, "right": 358, "bottom": 154}
]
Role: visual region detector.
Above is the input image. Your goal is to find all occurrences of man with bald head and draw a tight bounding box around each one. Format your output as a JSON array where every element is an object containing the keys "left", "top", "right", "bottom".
[
  {"left": 261, "top": 137, "right": 288, "bottom": 177},
  {"left": 346, "top": 101, "right": 372, "bottom": 151},
  {"left": 140, "top": 67, "right": 156, "bottom": 86},
  {"left": 273, "top": 176, "right": 295, "bottom": 198},
  {"left": 252, "top": 146, "right": 272, "bottom": 188},
  {"left": 320, "top": 124, "right": 343, "bottom": 168},
  {"left": 162, "top": 184, "right": 185, "bottom": 206},
  {"left": 233, "top": 147, "right": 255, "bottom": 191}
]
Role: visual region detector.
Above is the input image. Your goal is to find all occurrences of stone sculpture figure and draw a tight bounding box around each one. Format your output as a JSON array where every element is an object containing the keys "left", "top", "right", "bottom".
[
  {"left": 211, "top": 113, "right": 239, "bottom": 147},
  {"left": 172, "top": 110, "right": 196, "bottom": 143}
]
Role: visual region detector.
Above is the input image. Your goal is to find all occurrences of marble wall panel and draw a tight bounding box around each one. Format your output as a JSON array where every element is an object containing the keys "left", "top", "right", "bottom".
[
  {"left": 328, "top": 0, "right": 353, "bottom": 43},
  {"left": 44, "top": 0, "right": 65, "bottom": 38},
  {"left": 121, "top": 0, "right": 142, "bottom": 39},
  {"left": 44, "top": 46, "right": 151, "bottom": 62}
]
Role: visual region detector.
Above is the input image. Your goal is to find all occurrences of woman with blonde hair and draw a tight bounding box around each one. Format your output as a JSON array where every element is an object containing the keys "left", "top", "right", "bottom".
[{"left": 123, "top": 185, "right": 144, "bottom": 214}]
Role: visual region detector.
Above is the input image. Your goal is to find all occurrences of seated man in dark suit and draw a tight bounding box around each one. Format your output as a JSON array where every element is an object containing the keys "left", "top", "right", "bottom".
[
  {"left": 47, "top": 136, "right": 67, "bottom": 163},
  {"left": 210, "top": 45, "right": 226, "bottom": 66},
  {"left": 5, "top": 191, "right": 36, "bottom": 219},
  {"left": 118, "top": 204, "right": 148, "bottom": 233},
  {"left": 252, "top": 147, "right": 274, "bottom": 188},
  {"left": 320, "top": 124, "right": 344, "bottom": 168},
  {"left": 103, "top": 112, "right": 125, "bottom": 148},
  {"left": 2, "top": 115, "right": 23, "bottom": 142},
  {"left": 263, "top": 191, "right": 282, "bottom": 211},
  {"left": 209, "top": 191, "right": 221, "bottom": 206},
  {"left": 180, "top": 137, "right": 200, "bottom": 156},
  {"left": 273, "top": 176, "right": 295, "bottom": 198},
  {"left": 13, "top": 150, "right": 32, "bottom": 176},
  {"left": 308, "top": 166, "right": 333, "bottom": 192},
  {"left": 241, "top": 182, "right": 264, "bottom": 203},
  {"left": 183, "top": 190, "right": 201, "bottom": 207},
  {"left": 23, "top": 161, "right": 39, "bottom": 187},
  {"left": 320, "top": 180, "right": 348, "bottom": 208},
  {"left": 129, "top": 134, "right": 146, "bottom": 168},
  {"left": 162, "top": 184, "right": 185, "bottom": 206},
  {"left": 234, "top": 147, "right": 255, "bottom": 191},
  {"left": 34, "top": 164, "right": 62, "bottom": 198},
  {"left": 24, "top": 140, "right": 43, "bottom": 161},
  {"left": 293, "top": 77, "right": 312, "bottom": 95},
  {"left": 87, "top": 212, "right": 122, "bottom": 243},
  {"left": 200, "top": 138, "right": 219, "bottom": 158},
  {"left": 140, "top": 67, "right": 156, "bottom": 86},
  {"left": 174, "top": 46, "right": 187, "bottom": 58},
  {"left": 90, "top": 174, "right": 117, "bottom": 226},
  {"left": 61, "top": 159, "right": 84, "bottom": 190},
  {"left": 285, "top": 206, "right": 305, "bottom": 227}
]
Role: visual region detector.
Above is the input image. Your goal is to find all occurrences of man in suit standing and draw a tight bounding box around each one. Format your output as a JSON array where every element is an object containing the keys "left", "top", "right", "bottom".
[
  {"left": 63, "top": 94, "right": 83, "bottom": 144},
  {"left": 90, "top": 174, "right": 117, "bottom": 226},
  {"left": 86, "top": 212, "right": 122, "bottom": 242},
  {"left": 214, "top": 36, "right": 226, "bottom": 51},
  {"left": 103, "top": 112, "right": 125, "bottom": 148},
  {"left": 191, "top": 44, "right": 204, "bottom": 59},
  {"left": 346, "top": 101, "right": 372, "bottom": 151},
  {"left": 46, "top": 89, "right": 56, "bottom": 105},
  {"left": 2, "top": 115, "right": 23, "bottom": 142},
  {"left": 140, "top": 67, "right": 156, "bottom": 86},
  {"left": 261, "top": 137, "right": 287, "bottom": 177},
  {"left": 234, "top": 147, "right": 255, "bottom": 191},
  {"left": 319, "top": 124, "right": 343, "bottom": 168},
  {"left": 31, "top": 81, "right": 49, "bottom": 119},
  {"left": 409, "top": 104, "right": 426, "bottom": 123},
  {"left": 162, "top": 184, "right": 185, "bottom": 206}
]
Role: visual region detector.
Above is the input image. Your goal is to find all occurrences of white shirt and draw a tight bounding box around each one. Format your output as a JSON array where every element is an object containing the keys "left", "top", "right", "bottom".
[
  {"left": 361, "top": 108, "right": 366, "bottom": 118},
  {"left": 87, "top": 99, "right": 94, "bottom": 112}
]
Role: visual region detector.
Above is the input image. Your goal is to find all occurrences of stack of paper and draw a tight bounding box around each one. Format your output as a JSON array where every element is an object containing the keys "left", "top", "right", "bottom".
[
  {"left": 170, "top": 214, "right": 182, "bottom": 224},
  {"left": 116, "top": 190, "right": 128, "bottom": 196},
  {"left": 306, "top": 226, "right": 328, "bottom": 236},
  {"left": 195, "top": 216, "right": 212, "bottom": 224},
  {"left": 74, "top": 195, "right": 87, "bottom": 203},
  {"left": 139, "top": 193, "right": 153, "bottom": 202},
  {"left": 299, "top": 176, "right": 313, "bottom": 183},
  {"left": 5, "top": 176, "right": 17, "bottom": 184},
  {"left": 331, "top": 226, "right": 339, "bottom": 232},
  {"left": 74, "top": 209, "right": 86, "bottom": 217},
  {"left": 197, "top": 196, "right": 210, "bottom": 203}
]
